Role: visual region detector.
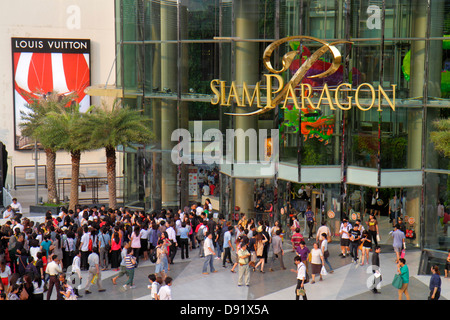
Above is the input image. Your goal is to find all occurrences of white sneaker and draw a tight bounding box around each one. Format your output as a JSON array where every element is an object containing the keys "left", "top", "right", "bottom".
[
  {"left": 129, "top": 285, "right": 136, "bottom": 289},
  {"left": 122, "top": 285, "right": 127, "bottom": 290}
]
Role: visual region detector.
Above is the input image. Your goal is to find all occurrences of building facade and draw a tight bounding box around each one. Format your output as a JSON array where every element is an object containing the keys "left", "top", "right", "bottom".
[
  {"left": 0, "top": 0, "right": 118, "bottom": 204},
  {"left": 115, "top": 0, "right": 450, "bottom": 272}
]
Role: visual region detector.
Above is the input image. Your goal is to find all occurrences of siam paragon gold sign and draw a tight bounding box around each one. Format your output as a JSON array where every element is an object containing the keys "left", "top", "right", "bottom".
[{"left": 210, "top": 36, "right": 396, "bottom": 116}]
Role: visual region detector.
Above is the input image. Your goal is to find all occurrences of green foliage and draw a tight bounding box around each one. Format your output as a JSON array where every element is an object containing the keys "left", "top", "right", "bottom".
[
  {"left": 36, "top": 102, "right": 93, "bottom": 154},
  {"left": 430, "top": 118, "right": 450, "bottom": 158},
  {"left": 19, "top": 92, "right": 76, "bottom": 150},
  {"left": 85, "top": 100, "right": 155, "bottom": 151}
]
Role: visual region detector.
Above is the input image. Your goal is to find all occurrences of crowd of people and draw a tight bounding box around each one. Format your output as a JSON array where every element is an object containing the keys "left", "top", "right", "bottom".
[
  {"left": 0, "top": 196, "right": 447, "bottom": 301},
  {"left": 0, "top": 203, "right": 192, "bottom": 300},
  {"left": 0, "top": 199, "right": 289, "bottom": 301}
]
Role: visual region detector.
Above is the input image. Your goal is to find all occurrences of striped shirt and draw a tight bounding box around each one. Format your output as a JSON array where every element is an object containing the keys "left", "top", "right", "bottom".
[{"left": 124, "top": 254, "right": 136, "bottom": 269}]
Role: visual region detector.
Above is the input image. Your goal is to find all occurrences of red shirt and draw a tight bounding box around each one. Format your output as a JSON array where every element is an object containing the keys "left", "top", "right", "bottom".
[{"left": 291, "top": 232, "right": 304, "bottom": 248}]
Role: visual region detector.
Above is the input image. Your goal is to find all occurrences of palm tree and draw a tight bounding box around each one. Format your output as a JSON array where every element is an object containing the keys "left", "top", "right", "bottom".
[
  {"left": 85, "top": 101, "right": 154, "bottom": 209},
  {"left": 19, "top": 92, "right": 76, "bottom": 203},
  {"left": 37, "top": 102, "right": 94, "bottom": 210}
]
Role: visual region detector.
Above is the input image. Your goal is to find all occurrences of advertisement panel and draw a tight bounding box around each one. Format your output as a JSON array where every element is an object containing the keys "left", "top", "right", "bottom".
[{"left": 12, "top": 37, "right": 90, "bottom": 150}]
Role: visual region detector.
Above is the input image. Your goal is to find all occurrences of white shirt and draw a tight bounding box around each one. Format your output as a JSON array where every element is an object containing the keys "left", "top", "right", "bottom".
[
  {"left": 72, "top": 255, "right": 81, "bottom": 276},
  {"left": 296, "top": 262, "right": 306, "bottom": 280},
  {"left": 2, "top": 209, "right": 13, "bottom": 219},
  {"left": 139, "top": 228, "right": 151, "bottom": 240},
  {"left": 175, "top": 220, "right": 182, "bottom": 236},
  {"left": 0, "top": 265, "right": 11, "bottom": 278},
  {"left": 340, "top": 223, "right": 352, "bottom": 239},
  {"left": 316, "top": 225, "right": 331, "bottom": 240},
  {"left": 166, "top": 227, "right": 177, "bottom": 244},
  {"left": 321, "top": 239, "right": 328, "bottom": 253},
  {"left": 88, "top": 252, "right": 100, "bottom": 268},
  {"left": 80, "top": 232, "right": 91, "bottom": 252},
  {"left": 158, "top": 285, "right": 172, "bottom": 300},
  {"left": 310, "top": 248, "right": 323, "bottom": 265},
  {"left": 10, "top": 202, "right": 22, "bottom": 213},
  {"left": 30, "top": 246, "right": 41, "bottom": 262},
  {"left": 13, "top": 223, "right": 24, "bottom": 234},
  {"left": 151, "top": 281, "right": 160, "bottom": 300},
  {"left": 202, "top": 185, "right": 210, "bottom": 196},
  {"left": 203, "top": 237, "right": 214, "bottom": 256},
  {"left": 33, "top": 280, "right": 45, "bottom": 294},
  {"left": 46, "top": 260, "right": 62, "bottom": 276}
]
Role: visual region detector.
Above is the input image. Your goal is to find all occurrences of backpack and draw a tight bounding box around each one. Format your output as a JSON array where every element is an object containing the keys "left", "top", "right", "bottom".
[
  {"left": 197, "top": 226, "right": 205, "bottom": 241},
  {"left": 149, "top": 250, "right": 157, "bottom": 263}
]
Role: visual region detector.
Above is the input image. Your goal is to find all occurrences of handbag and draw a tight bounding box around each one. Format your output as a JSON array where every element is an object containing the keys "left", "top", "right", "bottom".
[
  {"left": 320, "top": 265, "right": 328, "bottom": 276},
  {"left": 297, "top": 288, "right": 306, "bottom": 296},
  {"left": 400, "top": 249, "right": 405, "bottom": 259},
  {"left": 392, "top": 274, "right": 403, "bottom": 289}
]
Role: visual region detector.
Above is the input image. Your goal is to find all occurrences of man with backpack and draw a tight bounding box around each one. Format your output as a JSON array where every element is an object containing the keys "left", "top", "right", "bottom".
[{"left": 196, "top": 220, "right": 207, "bottom": 257}]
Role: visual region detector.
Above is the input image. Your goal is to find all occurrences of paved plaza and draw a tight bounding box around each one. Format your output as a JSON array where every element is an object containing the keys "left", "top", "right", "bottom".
[
  {"left": 5, "top": 187, "right": 449, "bottom": 301},
  {"left": 46, "top": 237, "right": 448, "bottom": 301}
]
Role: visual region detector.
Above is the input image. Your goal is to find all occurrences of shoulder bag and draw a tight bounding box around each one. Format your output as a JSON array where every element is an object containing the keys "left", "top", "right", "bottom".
[{"left": 392, "top": 273, "right": 403, "bottom": 289}]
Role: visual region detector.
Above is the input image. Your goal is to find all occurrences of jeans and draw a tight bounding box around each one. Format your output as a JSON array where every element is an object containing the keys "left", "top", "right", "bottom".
[
  {"left": 323, "top": 257, "right": 333, "bottom": 271},
  {"left": 216, "top": 243, "right": 223, "bottom": 259},
  {"left": 198, "top": 240, "right": 205, "bottom": 257},
  {"left": 202, "top": 254, "right": 215, "bottom": 273},
  {"left": 349, "top": 242, "right": 359, "bottom": 260},
  {"left": 155, "top": 256, "right": 169, "bottom": 274}
]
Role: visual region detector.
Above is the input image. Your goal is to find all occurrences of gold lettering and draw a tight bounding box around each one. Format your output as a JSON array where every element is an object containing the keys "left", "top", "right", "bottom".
[
  {"left": 226, "top": 81, "right": 241, "bottom": 106},
  {"left": 264, "top": 74, "right": 284, "bottom": 109},
  {"left": 281, "top": 83, "right": 299, "bottom": 110},
  {"left": 355, "top": 83, "right": 375, "bottom": 111},
  {"left": 377, "top": 84, "right": 396, "bottom": 112},
  {"left": 300, "top": 83, "right": 315, "bottom": 110},
  {"left": 220, "top": 81, "right": 227, "bottom": 105},
  {"left": 335, "top": 83, "right": 353, "bottom": 110},
  {"left": 210, "top": 79, "right": 221, "bottom": 105},
  {"left": 240, "top": 82, "right": 262, "bottom": 108},
  {"left": 316, "top": 83, "right": 335, "bottom": 110}
]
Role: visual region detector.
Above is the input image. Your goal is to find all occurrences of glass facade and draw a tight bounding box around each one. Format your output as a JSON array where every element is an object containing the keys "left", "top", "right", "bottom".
[{"left": 115, "top": 0, "right": 450, "bottom": 274}]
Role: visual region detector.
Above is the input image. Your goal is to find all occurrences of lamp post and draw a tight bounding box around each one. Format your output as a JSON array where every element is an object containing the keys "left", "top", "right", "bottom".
[{"left": 33, "top": 140, "right": 40, "bottom": 204}]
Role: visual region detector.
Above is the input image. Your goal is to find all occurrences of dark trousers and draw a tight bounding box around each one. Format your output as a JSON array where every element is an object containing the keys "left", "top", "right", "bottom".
[
  {"left": 223, "top": 247, "right": 233, "bottom": 266},
  {"left": 81, "top": 250, "right": 90, "bottom": 270},
  {"left": 429, "top": 290, "right": 440, "bottom": 300},
  {"left": 47, "top": 275, "right": 61, "bottom": 300},
  {"left": 307, "top": 221, "right": 314, "bottom": 238},
  {"left": 295, "top": 279, "right": 307, "bottom": 300},
  {"left": 369, "top": 230, "right": 378, "bottom": 247},
  {"left": 169, "top": 243, "right": 177, "bottom": 263},
  {"left": 349, "top": 242, "right": 359, "bottom": 260},
  {"left": 179, "top": 238, "right": 189, "bottom": 259}
]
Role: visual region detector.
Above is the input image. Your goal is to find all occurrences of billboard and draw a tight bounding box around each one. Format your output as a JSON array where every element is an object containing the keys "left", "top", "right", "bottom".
[{"left": 12, "top": 37, "right": 91, "bottom": 150}]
